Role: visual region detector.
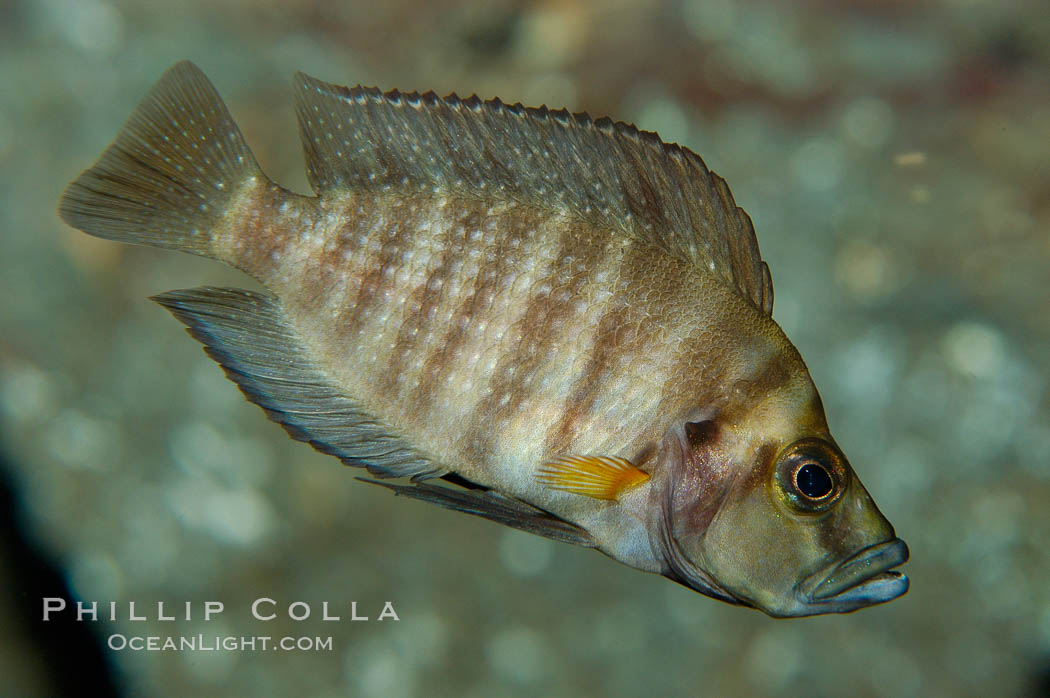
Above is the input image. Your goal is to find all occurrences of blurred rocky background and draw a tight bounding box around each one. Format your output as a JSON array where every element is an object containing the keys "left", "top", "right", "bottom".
[{"left": 1, "top": 0, "right": 1048, "bottom": 696}]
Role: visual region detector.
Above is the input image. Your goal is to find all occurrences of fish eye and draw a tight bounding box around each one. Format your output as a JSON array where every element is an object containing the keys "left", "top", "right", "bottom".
[
  {"left": 773, "top": 439, "right": 849, "bottom": 513},
  {"left": 795, "top": 461, "right": 833, "bottom": 499}
]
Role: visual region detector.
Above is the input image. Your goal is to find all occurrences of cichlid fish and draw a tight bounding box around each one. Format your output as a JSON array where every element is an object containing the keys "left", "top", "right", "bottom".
[{"left": 59, "top": 61, "right": 908, "bottom": 617}]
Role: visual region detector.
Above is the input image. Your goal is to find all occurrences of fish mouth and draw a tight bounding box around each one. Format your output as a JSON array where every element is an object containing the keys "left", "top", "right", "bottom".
[{"left": 798, "top": 538, "right": 910, "bottom": 613}]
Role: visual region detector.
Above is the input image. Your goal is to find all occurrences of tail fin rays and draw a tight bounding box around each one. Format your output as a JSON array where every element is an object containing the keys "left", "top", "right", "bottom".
[{"left": 58, "top": 61, "right": 262, "bottom": 259}]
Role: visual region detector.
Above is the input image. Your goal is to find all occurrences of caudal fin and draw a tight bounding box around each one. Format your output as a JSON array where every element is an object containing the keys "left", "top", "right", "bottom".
[{"left": 58, "top": 61, "right": 262, "bottom": 259}]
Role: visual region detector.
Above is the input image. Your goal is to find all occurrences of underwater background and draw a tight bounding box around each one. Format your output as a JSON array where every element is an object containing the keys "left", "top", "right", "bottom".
[{"left": 1, "top": 0, "right": 1048, "bottom": 695}]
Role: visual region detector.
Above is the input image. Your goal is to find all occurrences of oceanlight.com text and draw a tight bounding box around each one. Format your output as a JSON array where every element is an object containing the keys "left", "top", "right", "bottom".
[{"left": 107, "top": 634, "right": 334, "bottom": 652}]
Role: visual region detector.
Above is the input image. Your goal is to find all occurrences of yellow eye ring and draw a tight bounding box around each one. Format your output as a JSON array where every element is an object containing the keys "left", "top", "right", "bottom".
[{"left": 773, "top": 439, "right": 849, "bottom": 513}]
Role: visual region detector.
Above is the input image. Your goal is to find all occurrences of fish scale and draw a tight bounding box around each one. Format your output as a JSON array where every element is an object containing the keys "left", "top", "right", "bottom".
[
  {"left": 58, "top": 61, "right": 909, "bottom": 616},
  {"left": 260, "top": 192, "right": 656, "bottom": 488},
  {"left": 246, "top": 190, "right": 746, "bottom": 506}
]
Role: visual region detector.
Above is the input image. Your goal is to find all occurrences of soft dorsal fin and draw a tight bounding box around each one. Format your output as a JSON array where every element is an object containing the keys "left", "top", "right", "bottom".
[{"left": 292, "top": 74, "right": 773, "bottom": 316}]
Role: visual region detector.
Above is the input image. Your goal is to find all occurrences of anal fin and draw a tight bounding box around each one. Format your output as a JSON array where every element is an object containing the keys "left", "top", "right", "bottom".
[
  {"left": 153, "top": 287, "right": 445, "bottom": 480},
  {"left": 361, "top": 478, "right": 594, "bottom": 547}
]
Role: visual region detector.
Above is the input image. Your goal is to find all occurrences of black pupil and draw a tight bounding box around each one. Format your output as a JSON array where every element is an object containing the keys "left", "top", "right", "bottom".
[{"left": 796, "top": 462, "right": 833, "bottom": 498}]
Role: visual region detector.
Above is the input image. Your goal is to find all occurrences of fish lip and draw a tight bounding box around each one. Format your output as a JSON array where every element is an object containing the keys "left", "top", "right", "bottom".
[{"left": 798, "top": 538, "right": 910, "bottom": 611}]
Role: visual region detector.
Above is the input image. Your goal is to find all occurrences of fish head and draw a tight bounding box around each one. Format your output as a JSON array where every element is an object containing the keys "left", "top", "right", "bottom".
[{"left": 651, "top": 399, "right": 908, "bottom": 617}]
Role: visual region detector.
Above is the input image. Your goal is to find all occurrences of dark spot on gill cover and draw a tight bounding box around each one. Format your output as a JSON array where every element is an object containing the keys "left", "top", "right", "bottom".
[{"left": 684, "top": 419, "right": 719, "bottom": 448}]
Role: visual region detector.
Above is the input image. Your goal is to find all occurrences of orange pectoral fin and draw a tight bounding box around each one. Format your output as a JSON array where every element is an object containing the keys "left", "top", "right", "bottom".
[{"left": 537, "top": 455, "right": 650, "bottom": 501}]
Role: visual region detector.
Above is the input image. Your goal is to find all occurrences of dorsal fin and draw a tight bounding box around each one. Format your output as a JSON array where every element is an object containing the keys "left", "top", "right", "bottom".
[{"left": 292, "top": 74, "right": 773, "bottom": 316}]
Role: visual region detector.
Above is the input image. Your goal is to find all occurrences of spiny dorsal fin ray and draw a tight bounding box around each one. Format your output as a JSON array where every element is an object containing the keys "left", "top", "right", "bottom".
[
  {"left": 153, "top": 287, "right": 446, "bottom": 480},
  {"left": 292, "top": 74, "right": 774, "bottom": 316}
]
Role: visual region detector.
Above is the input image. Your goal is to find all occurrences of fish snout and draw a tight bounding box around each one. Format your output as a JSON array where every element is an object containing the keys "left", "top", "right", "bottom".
[{"left": 796, "top": 538, "right": 910, "bottom": 613}]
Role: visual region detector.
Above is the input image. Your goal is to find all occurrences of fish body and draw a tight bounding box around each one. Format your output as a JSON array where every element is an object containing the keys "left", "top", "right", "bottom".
[{"left": 60, "top": 62, "right": 908, "bottom": 616}]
